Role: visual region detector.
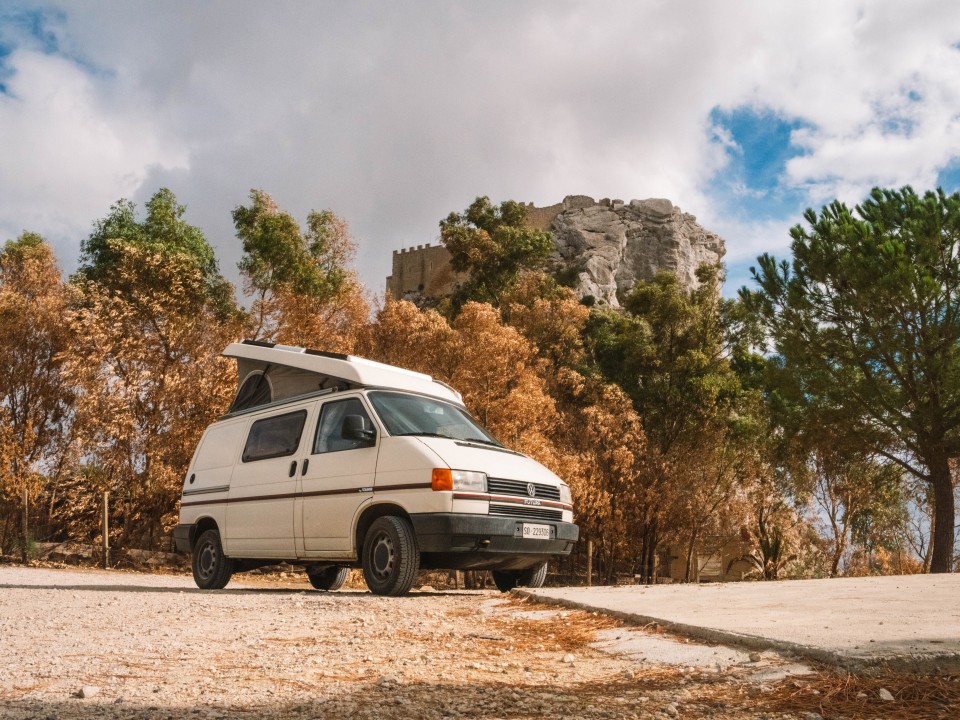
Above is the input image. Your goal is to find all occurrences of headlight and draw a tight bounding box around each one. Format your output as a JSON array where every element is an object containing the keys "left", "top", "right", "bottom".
[
  {"left": 452, "top": 470, "right": 487, "bottom": 492},
  {"left": 559, "top": 484, "right": 572, "bottom": 504},
  {"left": 431, "top": 468, "right": 487, "bottom": 492}
]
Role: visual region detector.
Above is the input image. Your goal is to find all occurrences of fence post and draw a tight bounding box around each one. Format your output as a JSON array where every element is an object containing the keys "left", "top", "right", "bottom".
[
  {"left": 586, "top": 539, "right": 593, "bottom": 587},
  {"left": 102, "top": 491, "right": 110, "bottom": 569},
  {"left": 21, "top": 485, "right": 28, "bottom": 564}
]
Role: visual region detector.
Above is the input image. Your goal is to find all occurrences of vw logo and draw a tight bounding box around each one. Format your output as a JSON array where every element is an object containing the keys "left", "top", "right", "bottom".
[{"left": 526, "top": 483, "right": 536, "bottom": 497}]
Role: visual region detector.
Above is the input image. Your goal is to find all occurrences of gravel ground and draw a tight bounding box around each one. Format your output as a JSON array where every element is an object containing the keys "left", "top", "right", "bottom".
[{"left": 0, "top": 566, "right": 946, "bottom": 719}]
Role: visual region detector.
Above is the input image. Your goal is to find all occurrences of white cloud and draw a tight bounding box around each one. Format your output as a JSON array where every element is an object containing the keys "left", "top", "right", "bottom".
[{"left": 0, "top": 44, "right": 187, "bottom": 263}]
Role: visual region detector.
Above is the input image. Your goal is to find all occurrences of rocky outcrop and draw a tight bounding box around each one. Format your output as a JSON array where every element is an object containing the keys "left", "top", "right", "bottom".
[{"left": 544, "top": 196, "right": 726, "bottom": 308}]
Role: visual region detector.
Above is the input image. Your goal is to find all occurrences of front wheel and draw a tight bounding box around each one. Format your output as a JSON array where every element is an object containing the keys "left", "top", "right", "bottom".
[
  {"left": 492, "top": 561, "right": 548, "bottom": 592},
  {"left": 361, "top": 516, "right": 420, "bottom": 596},
  {"left": 192, "top": 529, "right": 234, "bottom": 590},
  {"left": 307, "top": 566, "right": 349, "bottom": 591}
]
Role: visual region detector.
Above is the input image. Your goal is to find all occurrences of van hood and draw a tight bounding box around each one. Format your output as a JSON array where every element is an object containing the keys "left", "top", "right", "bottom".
[{"left": 414, "top": 437, "right": 564, "bottom": 486}]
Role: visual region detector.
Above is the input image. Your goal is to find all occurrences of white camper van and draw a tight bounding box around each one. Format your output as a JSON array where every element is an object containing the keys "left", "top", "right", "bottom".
[{"left": 174, "top": 341, "right": 578, "bottom": 596}]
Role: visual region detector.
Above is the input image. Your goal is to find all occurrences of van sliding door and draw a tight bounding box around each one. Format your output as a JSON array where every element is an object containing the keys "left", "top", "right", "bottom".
[{"left": 226, "top": 408, "right": 310, "bottom": 557}]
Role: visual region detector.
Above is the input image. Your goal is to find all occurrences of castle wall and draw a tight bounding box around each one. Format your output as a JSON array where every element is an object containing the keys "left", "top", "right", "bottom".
[
  {"left": 386, "top": 243, "right": 466, "bottom": 300},
  {"left": 524, "top": 195, "right": 596, "bottom": 231}
]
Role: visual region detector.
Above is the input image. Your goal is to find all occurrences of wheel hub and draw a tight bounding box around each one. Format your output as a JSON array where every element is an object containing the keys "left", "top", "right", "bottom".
[
  {"left": 198, "top": 542, "right": 217, "bottom": 579},
  {"left": 371, "top": 534, "right": 394, "bottom": 579}
]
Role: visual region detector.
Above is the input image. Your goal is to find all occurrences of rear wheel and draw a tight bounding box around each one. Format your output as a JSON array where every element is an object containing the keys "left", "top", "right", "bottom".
[
  {"left": 307, "top": 566, "right": 349, "bottom": 591},
  {"left": 192, "top": 529, "right": 234, "bottom": 590},
  {"left": 361, "top": 516, "right": 420, "bottom": 596},
  {"left": 492, "top": 561, "right": 548, "bottom": 593}
]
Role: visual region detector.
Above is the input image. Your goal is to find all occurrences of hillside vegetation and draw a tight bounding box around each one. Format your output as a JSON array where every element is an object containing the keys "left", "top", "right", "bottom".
[{"left": 1, "top": 188, "right": 957, "bottom": 578}]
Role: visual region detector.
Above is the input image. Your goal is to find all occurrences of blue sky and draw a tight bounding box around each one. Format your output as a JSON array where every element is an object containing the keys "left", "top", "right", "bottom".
[{"left": 2, "top": 1, "right": 960, "bottom": 298}]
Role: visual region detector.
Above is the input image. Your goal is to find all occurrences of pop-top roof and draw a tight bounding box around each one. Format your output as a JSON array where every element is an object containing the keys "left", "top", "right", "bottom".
[{"left": 222, "top": 340, "right": 463, "bottom": 408}]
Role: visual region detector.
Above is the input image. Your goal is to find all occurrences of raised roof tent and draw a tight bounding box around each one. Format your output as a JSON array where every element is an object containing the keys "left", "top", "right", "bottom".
[{"left": 223, "top": 340, "right": 463, "bottom": 413}]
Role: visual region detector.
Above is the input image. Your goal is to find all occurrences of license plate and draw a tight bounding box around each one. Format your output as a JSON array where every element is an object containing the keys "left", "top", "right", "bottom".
[{"left": 522, "top": 523, "right": 551, "bottom": 539}]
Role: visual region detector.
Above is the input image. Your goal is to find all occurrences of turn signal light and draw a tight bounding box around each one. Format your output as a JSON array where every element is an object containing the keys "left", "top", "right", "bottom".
[{"left": 432, "top": 468, "right": 453, "bottom": 491}]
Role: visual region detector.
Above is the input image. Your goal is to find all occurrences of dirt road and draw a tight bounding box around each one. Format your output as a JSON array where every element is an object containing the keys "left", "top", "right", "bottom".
[{"left": 0, "top": 567, "right": 954, "bottom": 719}]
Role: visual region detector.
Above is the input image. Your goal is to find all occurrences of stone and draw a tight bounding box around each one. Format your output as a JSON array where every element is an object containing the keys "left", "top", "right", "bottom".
[
  {"left": 547, "top": 196, "right": 725, "bottom": 308},
  {"left": 878, "top": 687, "right": 895, "bottom": 701},
  {"left": 77, "top": 685, "right": 100, "bottom": 699},
  {"left": 561, "top": 653, "right": 576, "bottom": 663},
  {"left": 749, "top": 652, "right": 762, "bottom": 662},
  {"left": 664, "top": 702, "right": 679, "bottom": 717}
]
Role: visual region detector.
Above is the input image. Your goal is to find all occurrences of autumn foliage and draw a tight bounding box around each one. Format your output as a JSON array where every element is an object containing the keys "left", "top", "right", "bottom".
[{"left": 0, "top": 188, "right": 950, "bottom": 580}]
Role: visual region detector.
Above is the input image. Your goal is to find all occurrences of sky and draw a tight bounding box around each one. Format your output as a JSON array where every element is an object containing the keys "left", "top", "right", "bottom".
[{"left": 2, "top": 1, "right": 960, "bottom": 298}]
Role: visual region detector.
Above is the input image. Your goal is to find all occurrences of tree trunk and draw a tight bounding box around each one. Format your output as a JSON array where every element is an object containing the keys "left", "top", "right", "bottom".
[
  {"left": 685, "top": 529, "right": 698, "bottom": 582},
  {"left": 21, "top": 485, "right": 28, "bottom": 563},
  {"left": 928, "top": 452, "right": 956, "bottom": 574},
  {"left": 639, "top": 519, "right": 659, "bottom": 585}
]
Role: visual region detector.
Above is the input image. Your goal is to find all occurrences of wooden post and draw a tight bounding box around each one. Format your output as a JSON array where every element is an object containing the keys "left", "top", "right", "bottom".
[
  {"left": 21, "top": 485, "right": 28, "bottom": 564},
  {"left": 102, "top": 491, "right": 110, "bottom": 569},
  {"left": 586, "top": 539, "right": 593, "bottom": 587}
]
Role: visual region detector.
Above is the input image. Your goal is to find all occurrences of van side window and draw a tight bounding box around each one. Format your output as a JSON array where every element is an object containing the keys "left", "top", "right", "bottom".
[
  {"left": 242, "top": 410, "right": 307, "bottom": 462},
  {"left": 314, "top": 398, "right": 375, "bottom": 454}
]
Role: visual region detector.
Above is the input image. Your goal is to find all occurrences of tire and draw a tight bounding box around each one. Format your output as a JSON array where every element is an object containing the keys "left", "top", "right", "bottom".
[
  {"left": 492, "top": 561, "right": 548, "bottom": 593},
  {"left": 307, "top": 566, "right": 349, "bottom": 591},
  {"left": 361, "top": 516, "right": 420, "bottom": 596},
  {"left": 192, "top": 529, "right": 234, "bottom": 590}
]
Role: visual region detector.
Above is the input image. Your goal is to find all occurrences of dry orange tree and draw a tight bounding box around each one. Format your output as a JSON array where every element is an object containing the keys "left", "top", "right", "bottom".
[
  {"left": 65, "top": 241, "right": 240, "bottom": 549},
  {"left": 0, "top": 234, "right": 74, "bottom": 557},
  {"left": 62, "top": 189, "right": 242, "bottom": 550}
]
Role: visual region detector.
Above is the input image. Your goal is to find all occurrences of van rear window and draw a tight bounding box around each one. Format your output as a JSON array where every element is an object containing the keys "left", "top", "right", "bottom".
[{"left": 241, "top": 410, "right": 307, "bottom": 462}]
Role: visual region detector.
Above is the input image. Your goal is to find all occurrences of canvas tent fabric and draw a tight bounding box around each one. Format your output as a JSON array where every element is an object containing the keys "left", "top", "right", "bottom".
[{"left": 232, "top": 359, "right": 355, "bottom": 412}]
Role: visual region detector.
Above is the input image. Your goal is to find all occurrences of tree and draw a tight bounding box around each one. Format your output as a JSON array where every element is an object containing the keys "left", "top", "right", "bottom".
[
  {"left": 77, "top": 188, "right": 233, "bottom": 314},
  {"left": 585, "top": 265, "right": 744, "bottom": 581},
  {"left": 440, "top": 196, "right": 553, "bottom": 310},
  {"left": 67, "top": 190, "right": 243, "bottom": 551},
  {"left": 747, "top": 186, "right": 960, "bottom": 573},
  {"left": 0, "top": 234, "right": 74, "bottom": 558},
  {"left": 234, "top": 190, "right": 367, "bottom": 351},
  {"left": 566, "top": 380, "right": 650, "bottom": 583},
  {"left": 66, "top": 242, "right": 240, "bottom": 548},
  {"left": 500, "top": 272, "right": 591, "bottom": 372}
]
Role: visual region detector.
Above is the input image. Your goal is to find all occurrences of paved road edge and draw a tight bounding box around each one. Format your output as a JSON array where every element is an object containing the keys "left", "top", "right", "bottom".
[{"left": 515, "top": 588, "right": 960, "bottom": 675}]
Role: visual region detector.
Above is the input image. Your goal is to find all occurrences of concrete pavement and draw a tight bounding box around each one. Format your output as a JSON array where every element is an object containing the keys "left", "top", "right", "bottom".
[{"left": 522, "top": 573, "right": 960, "bottom": 673}]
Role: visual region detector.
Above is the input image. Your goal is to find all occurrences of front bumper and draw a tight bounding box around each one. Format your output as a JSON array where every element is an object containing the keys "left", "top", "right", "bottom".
[{"left": 410, "top": 512, "right": 579, "bottom": 571}]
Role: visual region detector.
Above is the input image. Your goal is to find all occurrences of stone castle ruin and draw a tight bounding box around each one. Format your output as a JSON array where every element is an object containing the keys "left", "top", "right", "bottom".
[{"left": 386, "top": 195, "right": 726, "bottom": 307}]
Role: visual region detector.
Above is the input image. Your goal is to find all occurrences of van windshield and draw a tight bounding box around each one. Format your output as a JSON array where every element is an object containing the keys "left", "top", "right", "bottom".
[{"left": 368, "top": 391, "right": 501, "bottom": 446}]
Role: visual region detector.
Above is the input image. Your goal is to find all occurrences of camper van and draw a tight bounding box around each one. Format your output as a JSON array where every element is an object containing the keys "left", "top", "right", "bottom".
[{"left": 174, "top": 341, "right": 578, "bottom": 596}]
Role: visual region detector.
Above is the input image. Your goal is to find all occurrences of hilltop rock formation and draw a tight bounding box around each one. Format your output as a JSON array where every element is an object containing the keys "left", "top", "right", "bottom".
[
  {"left": 542, "top": 196, "right": 726, "bottom": 308},
  {"left": 386, "top": 195, "right": 726, "bottom": 309}
]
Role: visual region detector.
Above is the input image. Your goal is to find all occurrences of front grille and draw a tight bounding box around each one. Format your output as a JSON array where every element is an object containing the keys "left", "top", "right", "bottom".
[
  {"left": 489, "top": 503, "right": 563, "bottom": 521},
  {"left": 487, "top": 478, "right": 561, "bottom": 501}
]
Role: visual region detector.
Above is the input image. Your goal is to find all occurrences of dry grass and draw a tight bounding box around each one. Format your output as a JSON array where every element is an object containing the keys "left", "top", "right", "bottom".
[{"left": 738, "top": 671, "right": 960, "bottom": 720}]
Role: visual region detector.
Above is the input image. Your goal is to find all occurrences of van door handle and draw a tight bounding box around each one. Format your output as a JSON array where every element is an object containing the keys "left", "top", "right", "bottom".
[
  {"left": 289, "top": 460, "right": 297, "bottom": 477},
  {"left": 301, "top": 458, "right": 309, "bottom": 475}
]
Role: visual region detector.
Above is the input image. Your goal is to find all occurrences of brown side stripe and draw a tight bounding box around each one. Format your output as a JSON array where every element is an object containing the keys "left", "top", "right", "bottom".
[{"left": 180, "top": 482, "right": 432, "bottom": 508}]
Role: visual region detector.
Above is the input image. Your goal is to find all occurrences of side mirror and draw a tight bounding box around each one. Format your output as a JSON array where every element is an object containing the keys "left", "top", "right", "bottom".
[{"left": 341, "top": 415, "right": 376, "bottom": 444}]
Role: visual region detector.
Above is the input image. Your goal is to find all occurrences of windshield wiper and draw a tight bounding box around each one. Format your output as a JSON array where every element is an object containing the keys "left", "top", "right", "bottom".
[
  {"left": 461, "top": 437, "right": 503, "bottom": 447},
  {"left": 393, "top": 432, "right": 456, "bottom": 440}
]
